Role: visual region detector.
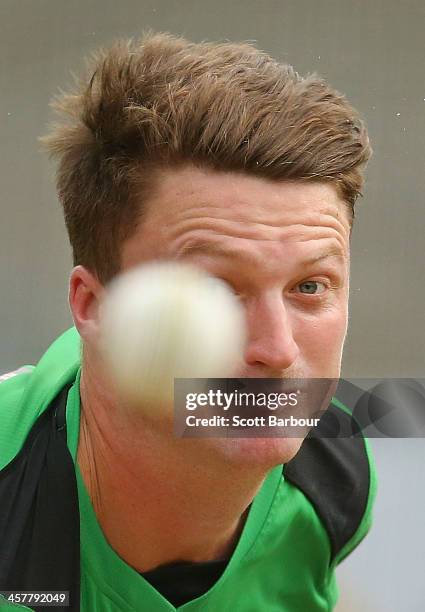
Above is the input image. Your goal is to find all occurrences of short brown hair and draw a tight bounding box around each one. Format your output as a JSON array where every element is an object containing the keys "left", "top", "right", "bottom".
[{"left": 42, "top": 31, "right": 371, "bottom": 284}]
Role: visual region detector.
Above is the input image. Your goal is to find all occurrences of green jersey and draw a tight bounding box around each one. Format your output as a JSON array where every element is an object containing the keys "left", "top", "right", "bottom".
[{"left": 0, "top": 328, "right": 376, "bottom": 611}]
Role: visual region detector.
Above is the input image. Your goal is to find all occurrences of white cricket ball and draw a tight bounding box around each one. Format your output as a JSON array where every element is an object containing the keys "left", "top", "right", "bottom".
[{"left": 98, "top": 261, "right": 246, "bottom": 409}]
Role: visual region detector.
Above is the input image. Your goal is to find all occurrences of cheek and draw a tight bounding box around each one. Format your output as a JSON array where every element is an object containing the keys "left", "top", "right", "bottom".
[{"left": 293, "top": 305, "right": 348, "bottom": 365}]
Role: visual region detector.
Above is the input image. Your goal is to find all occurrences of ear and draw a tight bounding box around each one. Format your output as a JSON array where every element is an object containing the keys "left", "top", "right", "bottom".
[{"left": 68, "top": 266, "right": 105, "bottom": 343}]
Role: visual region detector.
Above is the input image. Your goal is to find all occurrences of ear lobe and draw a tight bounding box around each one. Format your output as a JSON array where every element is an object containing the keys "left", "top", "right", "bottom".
[{"left": 68, "top": 265, "right": 105, "bottom": 342}]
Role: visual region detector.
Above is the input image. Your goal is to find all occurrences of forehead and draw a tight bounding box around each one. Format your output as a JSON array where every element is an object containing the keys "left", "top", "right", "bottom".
[{"left": 122, "top": 164, "right": 351, "bottom": 266}]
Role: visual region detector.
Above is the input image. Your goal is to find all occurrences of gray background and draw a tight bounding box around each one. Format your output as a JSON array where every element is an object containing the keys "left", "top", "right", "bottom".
[{"left": 1, "top": 1, "right": 424, "bottom": 610}]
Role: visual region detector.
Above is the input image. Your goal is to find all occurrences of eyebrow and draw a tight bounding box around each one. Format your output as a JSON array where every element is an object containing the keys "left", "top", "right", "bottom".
[
  {"left": 304, "top": 246, "right": 348, "bottom": 265},
  {"left": 176, "top": 241, "right": 347, "bottom": 267}
]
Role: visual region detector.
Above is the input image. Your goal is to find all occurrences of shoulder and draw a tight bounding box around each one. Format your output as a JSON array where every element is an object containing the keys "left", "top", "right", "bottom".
[
  {"left": 284, "top": 398, "right": 377, "bottom": 565},
  {"left": 0, "top": 366, "right": 33, "bottom": 384},
  {"left": 0, "top": 366, "right": 37, "bottom": 470},
  {"left": 0, "top": 328, "right": 81, "bottom": 470}
]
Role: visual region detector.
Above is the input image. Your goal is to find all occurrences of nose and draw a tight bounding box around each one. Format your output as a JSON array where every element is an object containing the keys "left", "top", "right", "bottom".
[{"left": 243, "top": 292, "right": 300, "bottom": 372}]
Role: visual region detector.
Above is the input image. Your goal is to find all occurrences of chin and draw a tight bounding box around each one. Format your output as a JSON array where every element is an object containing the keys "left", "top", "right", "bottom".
[{"left": 211, "top": 436, "right": 305, "bottom": 470}]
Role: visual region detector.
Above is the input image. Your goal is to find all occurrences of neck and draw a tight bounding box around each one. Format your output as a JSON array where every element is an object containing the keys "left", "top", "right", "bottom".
[{"left": 77, "top": 360, "right": 270, "bottom": 573}]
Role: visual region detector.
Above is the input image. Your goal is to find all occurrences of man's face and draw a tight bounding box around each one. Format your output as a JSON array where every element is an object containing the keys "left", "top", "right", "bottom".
[
  {"left": 119, "top": 164, "right": 351, "bottom": 465},
  {"left": 122, "top": 164, "right": 351, "bottom": 380}
]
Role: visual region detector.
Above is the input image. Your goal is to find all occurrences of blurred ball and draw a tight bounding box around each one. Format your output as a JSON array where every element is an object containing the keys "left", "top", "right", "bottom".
[{"left": 98, "top": 261, "right": 246, "bottom": 408}]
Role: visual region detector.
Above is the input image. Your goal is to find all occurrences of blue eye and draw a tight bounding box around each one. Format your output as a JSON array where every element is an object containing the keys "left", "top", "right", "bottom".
[{"left": 297, "top": 281, "right": 326, "bottom": 295}]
